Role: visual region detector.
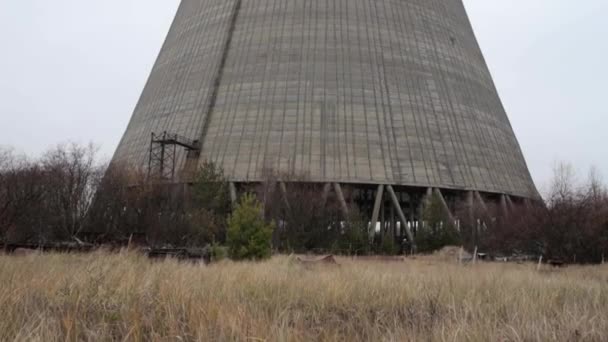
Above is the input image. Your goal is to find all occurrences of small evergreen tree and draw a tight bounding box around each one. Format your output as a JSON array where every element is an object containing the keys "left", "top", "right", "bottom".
[
  {"left": 380, "top": 233, "right": 399, "bottom": 255},
  {"left": 227, "top": 194, "right": 275, "bottom": 260},
  {"left": 192, "top": 161, "right": 231, "bottom": 215},
  {"left": 417, "top": 192, "right": 461, "bottom": 252},
  {"left": 186, "top": 161, "right": 232, "bottom": 245},
  {"left": 331, "top": 210, "right": 371, "bottom": 255}
]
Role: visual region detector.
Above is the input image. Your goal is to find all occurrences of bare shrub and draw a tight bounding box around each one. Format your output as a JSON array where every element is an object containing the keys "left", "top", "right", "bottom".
[
  {"left": 83, "top": 160, "right": 230, "bottom": 248},
  {"left": 0, "top": 148, "right": 46, "bottom": 243},
  {"left": 39, "top": 143, "right": 103, "bottom": 240},
  {"left": 476, "top": 162, "right": 608, "bottom": 263},
  {"left": 538, "top": 164, "right": 608, "bottom": 262},
  {"left": 258, "top": 170, "right": 346, "bottom": 253},
  {"left": 85, "top": 164, "right": 145, "bottom": 242}
]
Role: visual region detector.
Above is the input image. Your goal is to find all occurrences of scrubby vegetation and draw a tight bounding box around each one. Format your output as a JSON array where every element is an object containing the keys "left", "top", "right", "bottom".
[
  {"left": 227, "top": 194, "right": 274, "bottom": 260},
  {"left": 1, "top": 143, "right": 607, "bottom": 263},
  {"left": 471, "top": 163, "right": 608, "bottom": 263},
  {"left": 417, "top": 192, "right": 462, "bottom": 253},
  {"left": 1, "top": 252, "right": 607, "bottom": 341},
  {"left": 2, "top": 143, "right": 608, "bottom": 340}
]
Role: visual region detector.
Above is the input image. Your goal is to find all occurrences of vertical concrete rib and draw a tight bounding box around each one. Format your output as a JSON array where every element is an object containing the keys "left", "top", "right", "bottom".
[{"left": 199, "top": 0, "right": 242, "bottom": 162}]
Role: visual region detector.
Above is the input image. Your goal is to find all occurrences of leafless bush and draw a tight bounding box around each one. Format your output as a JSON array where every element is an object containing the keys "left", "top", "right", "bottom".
[
  {"left": 4, "top": 142, "right": 606, "bottom": 261},
  {"left": 0, "top": 143, "right": 108, "bottom": 244},
  {"left": 84, "top": 164, "right": 149, "bottom": 242},
  {"left": 257, "top": 169, "right": 363, "bottom": 253},
  {"left": 86, "top": 161, "right": 227, "bottom": 248},
  {"left": 0, "top": 148, "right": 46, "bottom": 242},
  {"left": 475, "top": 162, "right": 608, "bottom": 263},
  {"left": 538, "top": 163, "right": 608, "bottom": 262},
  {"left": 38, "top": 143, "right": 103, "bottom": 240}
]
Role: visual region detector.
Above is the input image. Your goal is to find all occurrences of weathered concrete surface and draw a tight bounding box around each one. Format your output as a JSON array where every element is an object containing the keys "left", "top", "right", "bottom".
[{"left": 112, "top": 0, "right": 539, "bottom": 199}]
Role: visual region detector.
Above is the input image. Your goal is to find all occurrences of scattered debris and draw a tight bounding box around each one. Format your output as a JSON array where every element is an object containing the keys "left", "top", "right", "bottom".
[
  {"left": 434, "top": 246, "right": 472, "bottom": 262},
  {"left": 2, "top": 241, "right": 95, "bottom": 254},
  {"left": 476, "top": 253, "right": 489, "bottom": 261},
  {"left": 146, "top": 247, "right": 211, "bottom": 264},
  {"left": 493, "top": 256, "right": 509, "bottom": 262},
  {"left": 295, "top": 254, "right": 339, "bottom": 266}
]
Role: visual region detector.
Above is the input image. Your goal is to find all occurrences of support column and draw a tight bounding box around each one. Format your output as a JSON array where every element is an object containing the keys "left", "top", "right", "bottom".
[
  {"left": 424, "top": 187, "right": 433, "bottom": 207},
  {"left": 381, "top": 199, "right": 386, "bottom": 235},
  {"left": 418, "top": 187, "right": 433, "bottom": 228},
  {"left": 320, "top": 183, "right": 332, "bottom": 208},
  {"left": 333, "top": 183, "right": 349, "bottom": 217},
  {"left": 474, "top": 191, "right": 489, "bottom": 213},
  {"left": 500, "top": 194, "right": 509, "bottom": 217},
  {"left": 434, "top": 188, "right": 456, "bottom": 224},
  {"left": 370, "top": 185, "right": 385, "bottom": 238},
  {"left": 466, "top": 191, "right": 475, "bottom": 243},
  {"left": 505, "top": 195, "right": 515, "bottom": 212},
  {"left": 407, "top": 194, "right": 414, "bottom": 239},
  {"left": 229, "top": 182, "right": 238, "bottom": 206},
  {"left": 262, "top": 180, "right": 276, "bottom": 216},
  {"left": 390, "top": 200, "right": 396, "bottom": 239},
  {"left": 408, "top": 193, "right": 415, "bottom": 222},
  {"left": 466, "top": 191, "right": 474, "bottom": 224},
  {"left": 279, "top": 182, "right": 292, "bottom": 212},
  {"left": 387, "top": 185, "right": 416, "bottom": 252}
]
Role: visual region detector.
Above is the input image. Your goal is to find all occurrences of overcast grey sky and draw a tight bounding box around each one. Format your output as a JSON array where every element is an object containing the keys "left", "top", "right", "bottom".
[{"left": 0, "top": 1, "right": 606, "bottom": 191}]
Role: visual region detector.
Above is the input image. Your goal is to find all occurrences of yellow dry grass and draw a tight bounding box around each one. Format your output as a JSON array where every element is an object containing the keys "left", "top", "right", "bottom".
[{"left": 0, "top": 251, "right": 607, "bottom": 341}]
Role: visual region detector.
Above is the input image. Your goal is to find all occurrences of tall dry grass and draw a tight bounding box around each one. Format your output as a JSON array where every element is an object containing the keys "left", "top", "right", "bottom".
[{"left": 0, "top": 251, "right": 607, "bottom": 341}]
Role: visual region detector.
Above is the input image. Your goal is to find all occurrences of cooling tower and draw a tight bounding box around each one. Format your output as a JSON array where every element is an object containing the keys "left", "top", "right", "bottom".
[{"left": 112, "top": 0, "right": 538, "bottom": 201}]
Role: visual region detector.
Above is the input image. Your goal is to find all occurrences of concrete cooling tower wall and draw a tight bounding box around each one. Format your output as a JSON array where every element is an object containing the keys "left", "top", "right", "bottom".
[{"left": 112, "top": 0, "right": 538, "bottom": 199}]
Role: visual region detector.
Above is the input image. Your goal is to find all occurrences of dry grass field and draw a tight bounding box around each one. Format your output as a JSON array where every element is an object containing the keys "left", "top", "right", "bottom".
[{"left": 1, "top": 251, "right": 607, "bottom": 341}]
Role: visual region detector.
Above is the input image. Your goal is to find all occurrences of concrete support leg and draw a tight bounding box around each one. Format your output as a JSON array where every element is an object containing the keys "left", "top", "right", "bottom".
[
  {"left": 418, "top": 188, "right": 433, "bottom": 228},
  {"left": 434, "top": 188, "right": 456, "bottom": 224},
  {"left": 381, "top": 199, "right": 386, "bottom": 235},
  {"left": 474, "top": 191, "right": 489, "bottom": 213},
  {"left": 387, "top": 185, "right": 416, "bottom": 253},
  {"left": 370, "top": 185, "right": 385, "bottom": 238},
  {"left": 279, "top": 181, "right": 292, "bottom": 212},
  {"left": 466, "top": 191, "right": 474, "bottom": 223},
  {"left": 408, "top": 194, "right": 415, "bottom": 222},
  {"left": 229, "top": 182, "right": 238, "bottom": 206},
  {"left": 333, "top": 183, "right": 349, "bottom": 217},
  {"left": 500, "top": 194, "right": 509, "bottom": 217},
  {"left": 262, "top": 181, "right": 276, "bottom": 216},
  {"left": 390, "top": 202, "right": 396, "bottom": 239},
  {"left": 408, "top": 194, "right": 415, "bottom": 238},
  {"left": 424, "top": 187, "right": 433, "bottom": 207},
  {"left": 505, "top": 195, "right": 515, "bottom": 212},
  {"left": 466, "top": 191, "right": 476, "bottom": 243},
  {"left": 320, "top": 183, "right": 332, "bottom": 208}
]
